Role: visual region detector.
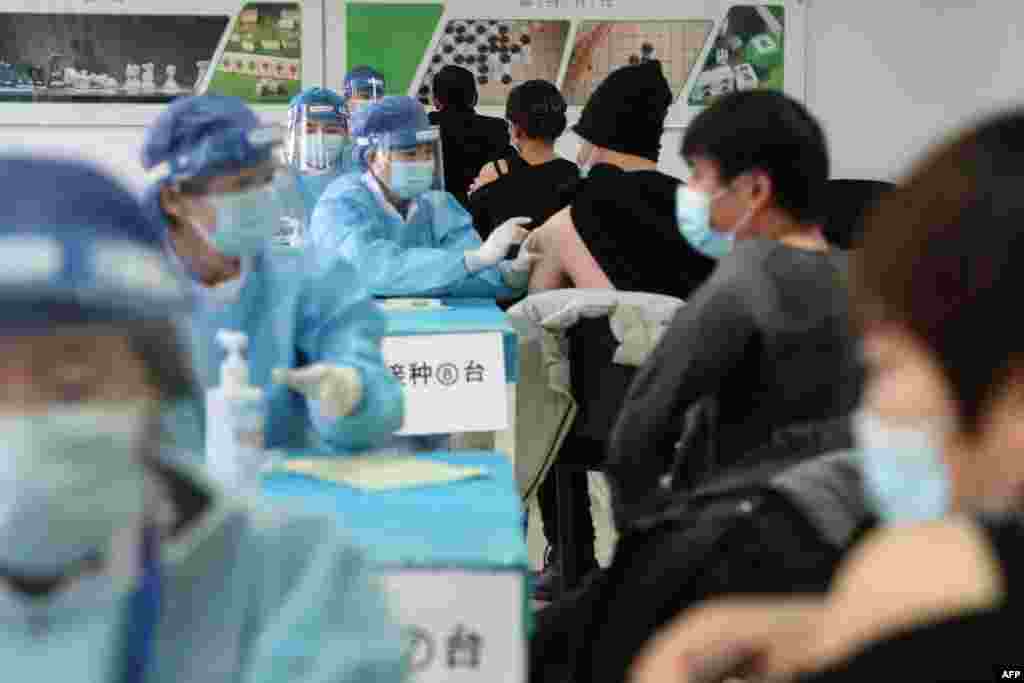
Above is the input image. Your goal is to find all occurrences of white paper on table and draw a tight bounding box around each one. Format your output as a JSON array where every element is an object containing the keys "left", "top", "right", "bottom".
[
  {"left": 377, "top": 298, "right": 448, "bottom": 311},
  {"left": 275, "top": 453, "right": 489, "bottom": 491}
]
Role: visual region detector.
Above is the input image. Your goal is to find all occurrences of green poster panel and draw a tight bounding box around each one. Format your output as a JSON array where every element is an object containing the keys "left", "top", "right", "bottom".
[
  {"left": 208, "top": 3, "right": 302, "bottom": 105},
  {"left": 346, "top": 3, "right": 445, "bottom": 96}
]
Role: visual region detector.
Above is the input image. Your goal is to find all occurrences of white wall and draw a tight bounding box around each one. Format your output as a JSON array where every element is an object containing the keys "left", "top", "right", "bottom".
[
  {"left": 0, "top": 126, "right": 149, "bottom": 191},
  {"left": 5, "top": 1, "right": 1024, "bottom": 187},
  {"left": 806, "top": 1, "right": 1024, "bottom": 181}
]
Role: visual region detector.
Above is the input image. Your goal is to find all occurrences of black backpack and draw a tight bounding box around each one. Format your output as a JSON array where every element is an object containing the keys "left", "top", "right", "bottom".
[{"left": 530, "top": 419, "right": 873, "bottom": 683}]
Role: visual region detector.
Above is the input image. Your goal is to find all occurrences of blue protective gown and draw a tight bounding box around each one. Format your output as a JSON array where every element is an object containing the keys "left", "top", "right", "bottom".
[
  {"left": 309, "top": 172, "right": 520, "bottom": 299},
  {"left": 296, "top": 171, "right": 342, "bottom": 223},
  {"left": 175, "top": 246, "right": 404, "bottom": 456},
  {"left": 0, "top": 453, "right": 404, "bottom": 683}
]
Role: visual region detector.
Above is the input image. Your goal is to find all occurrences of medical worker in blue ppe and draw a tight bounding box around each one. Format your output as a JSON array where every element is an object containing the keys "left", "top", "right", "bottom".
[
  {"left": 344, "top": 65, "right": 386, "bottom": 115},
  {"left": 310, "top": 95, "right": 537, "bottom": 297},
  {"left": 287, "top": 87, "right": 352, "bottom": 220},
  {"left": 141, "top": 95, "right": 404, "bottom": 455},
  {"left": 0, "top": 156, "right": 403, "bottom": 683}
]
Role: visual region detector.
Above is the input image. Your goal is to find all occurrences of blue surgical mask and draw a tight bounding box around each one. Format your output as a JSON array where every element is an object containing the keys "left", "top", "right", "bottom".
[
  {"left": 675, "top": 185, "right": 735, "bottom": 260},
  {"left": 0, "top": 404, "right": 148, "bottom": 576},
  {"left": 205, "top": 184, "right": 283, "bottom": 257},
  {"left": 390, "top": 160, "right": 435, "bottom": 200},
  {"left": 853, "top": 410, "right": 951, "bottom": 524}
]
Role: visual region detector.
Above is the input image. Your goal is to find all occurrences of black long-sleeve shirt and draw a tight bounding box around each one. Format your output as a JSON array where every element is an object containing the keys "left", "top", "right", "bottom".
[{"left": 607, "top": 238, "right": 862, "bottom": 499}]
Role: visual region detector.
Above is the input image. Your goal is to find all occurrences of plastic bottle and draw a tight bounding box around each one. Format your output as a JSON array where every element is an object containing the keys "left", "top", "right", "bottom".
[{"left": 206, "top": 330, "right": 267, "bottom": 493}]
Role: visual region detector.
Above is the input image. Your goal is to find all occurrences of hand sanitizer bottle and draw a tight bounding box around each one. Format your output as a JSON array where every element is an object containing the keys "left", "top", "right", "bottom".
[{"left": 206, "top": 330, "right": 267, "bottom": 493}]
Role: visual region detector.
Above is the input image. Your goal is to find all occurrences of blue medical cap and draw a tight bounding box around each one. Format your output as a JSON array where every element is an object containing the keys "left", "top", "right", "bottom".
[
  {"left": 141, "top": 95, "right": 281, "bottom": 184},
  {"left": 289, "top": 87, "right": 347, "bottom": 122},
  {"left": 351, "top": 96, "right": 432, "bottom": 168},
  {"left": 344, "top": 65, "right": 386, "bottom": 98},
  {"left": 0, "top": 157, "right": 192, "bottom": 330},
  {"left": 352, "top": 96, "right": 430, "bottom": 147}
]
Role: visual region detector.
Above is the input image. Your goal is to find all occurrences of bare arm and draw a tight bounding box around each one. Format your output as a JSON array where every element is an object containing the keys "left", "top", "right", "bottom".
[{"left": 526, "top": 206, "right": 614, "bottom": 292}]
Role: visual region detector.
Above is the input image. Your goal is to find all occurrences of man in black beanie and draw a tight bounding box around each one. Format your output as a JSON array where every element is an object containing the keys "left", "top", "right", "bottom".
[{"left": 527, "top": 59, "right": 717, "bottom": 602}]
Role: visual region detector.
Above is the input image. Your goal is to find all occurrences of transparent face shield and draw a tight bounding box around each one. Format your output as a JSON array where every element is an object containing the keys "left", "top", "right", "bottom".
[
  {"left": 286, "top": 103, "right": 351, "bottom": 175},
  {"left": 180, "top": 148, "right": 309, "bottom": 252},
  {"left": 361, "top": 126, "right": 446, "bottom": 200},
  {"left": 346, "top": 77, "right": 386, "bottom": 116}
]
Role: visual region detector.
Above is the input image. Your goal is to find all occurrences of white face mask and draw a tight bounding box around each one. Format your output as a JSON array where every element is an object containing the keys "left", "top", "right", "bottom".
[{"left": 0, "top": 404, "right": 149, "bottom": 576}]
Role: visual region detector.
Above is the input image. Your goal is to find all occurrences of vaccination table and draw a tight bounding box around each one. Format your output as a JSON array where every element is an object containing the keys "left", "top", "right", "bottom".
[
  {"left": 263, "top": 450, "right": 528, "bottom": 683},
  {"left": 376, "top": 298, "right": 518, "bottom": 461}
]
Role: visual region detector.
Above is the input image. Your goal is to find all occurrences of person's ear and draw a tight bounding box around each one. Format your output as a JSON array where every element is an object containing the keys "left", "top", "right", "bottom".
[
  {"left": 160, "top": 184, "right": 190, "bottom": 231},
  {"left": 745, "top": 169, "right": 775, "bottom": 215}
]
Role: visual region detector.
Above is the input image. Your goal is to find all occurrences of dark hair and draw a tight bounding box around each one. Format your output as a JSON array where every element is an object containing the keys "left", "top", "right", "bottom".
[
  {"left": 126, "top": 319, "right": 197, "bottom": 402},
  {"left": 505, "top": 80, "right": 567, "bottom": 142},
  {"left": 432, "top": 65, "right": 477, "bottom": 110},
  {"left": 681, "top": 90, "right": 829, "bottom": 223},
  {"left": 853, "top": 111, "right": 1024, "bottom": 434}
]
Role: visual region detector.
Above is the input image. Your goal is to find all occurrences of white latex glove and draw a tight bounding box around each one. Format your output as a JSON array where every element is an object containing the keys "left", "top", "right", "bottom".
[
  {"left": 499, "top": 237, "right": 542, "bottom": 288},
  {"left": 465, "top": 216, "right": 530, "bottom": 273},
  {"left": 272, "top": 364, "right": 363, "bottom": 420}
]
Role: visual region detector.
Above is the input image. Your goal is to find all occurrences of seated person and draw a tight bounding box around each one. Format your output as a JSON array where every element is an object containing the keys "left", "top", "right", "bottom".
[
  {"left": 310, "top": 95, "right": 536, "bottom": 298},
  {"left": 525, "top": 60, "right": 716, "bottom": 299},
  {"left": 0, "top": 156, "right": 402, "bottom": 682},
  {"left": 286, "top": 87, "right": 352, "bottom": 221},
  {"left": 141, "top": 95, "right": 404, "bottom": 455},
  {"left": 531, "top": 418, "right": 868, "bottom": 683},
  {"left": 468, "top": 79, "right": 580, "bottom": 241},
  {"left": 343, "top": 64, "right": 386, "bottom": 115},
  {"left": 608, "top": 90, "right": 863, "bottom": 511},
  {"left": 628, "top": 108, "right": 1024, "bottom": 683},
  {"left": 428, "top": 65, "right": 513, "bottom": 209}
]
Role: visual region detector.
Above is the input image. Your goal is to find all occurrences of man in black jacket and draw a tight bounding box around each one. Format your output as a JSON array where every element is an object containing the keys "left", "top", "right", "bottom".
[
  {"left": 428, "top": 65, "right": 513, "bottom": 209},
  {"left": 530, "top": 417, "right": 874, "bottom": 683}
]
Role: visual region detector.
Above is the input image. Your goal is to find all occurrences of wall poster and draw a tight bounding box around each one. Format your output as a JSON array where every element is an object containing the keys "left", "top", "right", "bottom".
[
  {"left": 0, "top": 12, "right": 229, "bottom": 103},
  {"left": 331, "top": 1, "right": 803, "bottom": 126},
  {"left": 416, "top": 19, "right": 570, "bottom": 107},
  {"left": 207, "top": 2, "right": 303, "bottom": 104},
  {"left": 687, "top": 5, "right": 784, "bottom": 106},
  {"left": 563, "top": 20, "right": 712, "bottom": 106}
]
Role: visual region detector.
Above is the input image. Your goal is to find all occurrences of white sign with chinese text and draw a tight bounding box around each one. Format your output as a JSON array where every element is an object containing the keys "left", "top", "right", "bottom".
[
  {"left": 381, "top": 332, "right": 509, "bottom": 435},
  {"left": 382, "top": 570, "right": 526, "bottom": 683}
]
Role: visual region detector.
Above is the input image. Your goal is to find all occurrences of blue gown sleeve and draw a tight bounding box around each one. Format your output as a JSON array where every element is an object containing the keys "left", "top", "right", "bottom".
[
  {"left": 310, "top": 189, "right": 470, "bottom": 297},
  {"left": 242, "top": 512, "right": 405, "bottom": 683},
  {"left": 425, "top": 192, "right": 521, "bottom": 300},
  {"left": 297, "top": 254, "right": 405, "bottom": 451}
]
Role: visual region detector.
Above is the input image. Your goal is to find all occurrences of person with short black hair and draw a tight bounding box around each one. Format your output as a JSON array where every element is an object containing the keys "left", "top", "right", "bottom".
[
  {"left": 629, "top": 107, "right": 1024, "bottom": 683},
  {"left": 608, "top": 89, "right": 862, "bottom": 511},
  {"left": 428, "top": 65, "right": 512, "bottom": 208},
  {"left": 467, "top": 80, "right": 579, "bottom": 241}
]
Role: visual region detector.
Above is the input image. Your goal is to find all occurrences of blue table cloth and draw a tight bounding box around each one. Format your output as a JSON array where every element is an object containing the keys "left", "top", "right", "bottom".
[
  {"left": 261, "top": 450, "right": 527, "bottom": 570},
  {"left": 377, "top": 298, "right": 519, "bottom": 383}
]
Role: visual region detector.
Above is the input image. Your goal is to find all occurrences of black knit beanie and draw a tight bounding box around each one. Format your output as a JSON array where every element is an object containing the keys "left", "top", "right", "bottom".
[{"left": 572, "top": 60, "right": 673, "bottom": 162}]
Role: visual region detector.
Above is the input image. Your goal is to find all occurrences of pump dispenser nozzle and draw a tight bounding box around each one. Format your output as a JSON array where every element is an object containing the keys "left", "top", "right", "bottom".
[{"left": 216, "top": 329, "right": 250, "bottom": 390}]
